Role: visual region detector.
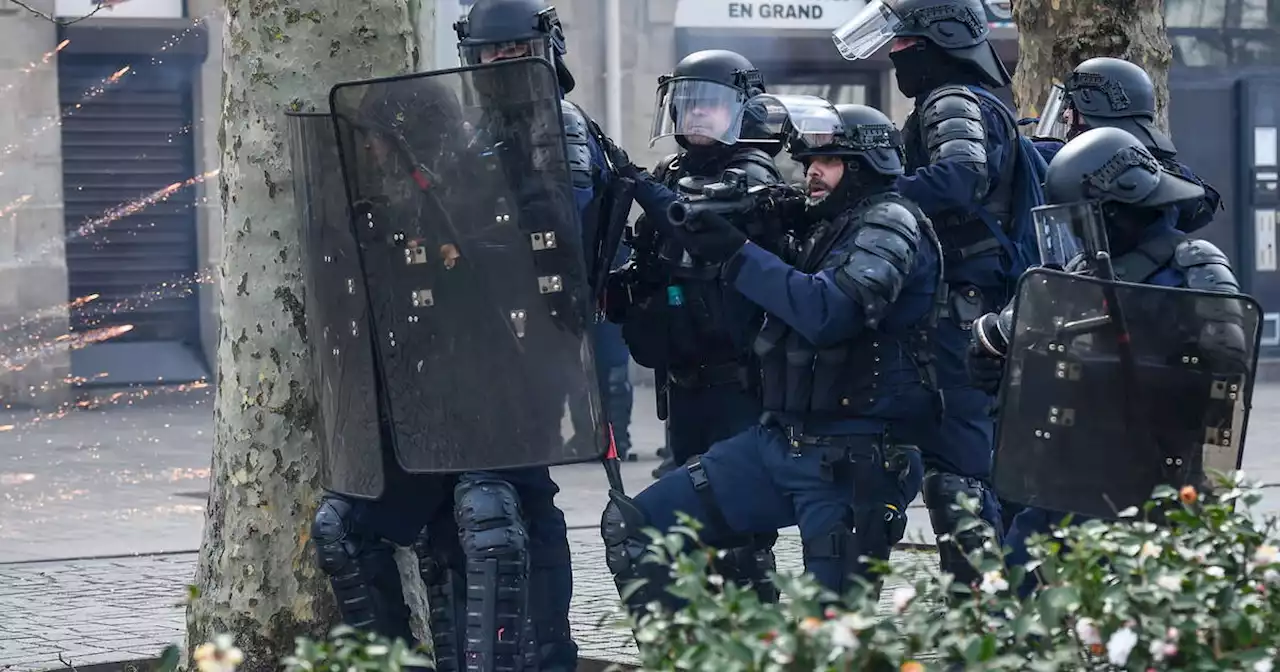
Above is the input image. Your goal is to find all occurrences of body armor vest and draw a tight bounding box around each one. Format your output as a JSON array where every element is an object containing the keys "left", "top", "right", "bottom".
[{"left": 754, "top": 192, "right": 942, "bottom": 421}]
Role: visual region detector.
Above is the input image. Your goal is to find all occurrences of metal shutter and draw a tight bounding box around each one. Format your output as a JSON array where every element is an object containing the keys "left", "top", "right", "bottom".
[{"left": 58, "top": 56, "right": 200, "bottom": 346}]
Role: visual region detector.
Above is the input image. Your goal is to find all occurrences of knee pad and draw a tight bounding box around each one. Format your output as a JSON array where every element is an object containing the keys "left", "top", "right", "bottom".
[
  {"left": 453, "top": 478, "right": 536, "bottom": 671},
  {"left": 600, "top": 491, "right": 674, "bottom": 616},
  {"left": 311, "top": 497, "right": 411, "bottom": 640},
  {"left": 413, "top": 527, "right": 465, "bottom": 672},
  {"left": 715, "top": 539, "right": 780, "bottom": 604},
  {"left": 922, "top": 470, "right": 999, "bottom": 585}
]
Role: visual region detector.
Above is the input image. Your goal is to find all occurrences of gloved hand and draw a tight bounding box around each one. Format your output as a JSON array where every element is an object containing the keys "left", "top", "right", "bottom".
[
  {"left": 967, "top": 341, "right": 1006, "bottom": 395},
  {"left": 600, "top": 133, "right": 640, "bottom": 178},
  {"left": 673, "top": 210, "right": 747, "bottom": 264}
]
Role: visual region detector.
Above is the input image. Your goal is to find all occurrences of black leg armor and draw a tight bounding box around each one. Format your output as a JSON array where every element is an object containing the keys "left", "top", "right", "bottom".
[
  {"left": 454, "top": 477, "right": 537, "bottom": 672},
  {"left": 923, "top": 469, "right": 994, "bottom": 588},
  {"left": 714, "top": 533, "right": 780, "bottom": 604},
  {"left": 600, "top": 490, "right": 677, "bottom": 620},
  {"left": 802, "top": 521, "right": 863, "bottom": 604},
  {"left": 311, "top": 496, "right": 413, "bottom": 642},
  {"left": 414, "top": 528, "right": 466, "bottom": 672}
]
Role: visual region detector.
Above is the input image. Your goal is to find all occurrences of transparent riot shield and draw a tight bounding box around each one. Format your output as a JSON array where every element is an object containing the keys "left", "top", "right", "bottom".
[
  {"left": 328, "top": 58, "right": 608, "bottom": 473},
  {"left": 285, "top": 111, "right": 385, "bottom": 498},
  {"left": 992, "top": 268, "right": 1261, "bottom": 519}
]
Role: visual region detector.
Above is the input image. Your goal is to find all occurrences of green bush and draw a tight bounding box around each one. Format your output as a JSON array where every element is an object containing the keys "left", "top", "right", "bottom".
[{"left": 628, "top": 472, "right": 1280, "bottom": 671}]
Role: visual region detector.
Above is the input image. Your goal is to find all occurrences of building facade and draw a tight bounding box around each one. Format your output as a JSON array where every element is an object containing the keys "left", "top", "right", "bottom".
[{"left": 0, "top": 0, "right": 1277, "bottom": 409}]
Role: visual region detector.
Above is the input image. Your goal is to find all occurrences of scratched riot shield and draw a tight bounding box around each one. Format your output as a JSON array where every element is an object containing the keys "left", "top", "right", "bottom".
[
  {"left": 992, "top": 268, "right": 1261, "bottom": 519},
  {"left": 328, "top": 58, "right": 607, "bottom": 473},
  {"left": 286, "top": 111, "right": 384, "bottom": 498}
]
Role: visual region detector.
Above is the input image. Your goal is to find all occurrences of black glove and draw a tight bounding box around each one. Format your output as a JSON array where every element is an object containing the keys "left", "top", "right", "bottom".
[
  {"left": 599, "top": 133, "right": 640, "bottom": 178},
  {"left": 673, "top": 210, "right": 747, "bottom": 265},
  {"left": 966, "top": 341, "right": 1006, "bottom": 395}
]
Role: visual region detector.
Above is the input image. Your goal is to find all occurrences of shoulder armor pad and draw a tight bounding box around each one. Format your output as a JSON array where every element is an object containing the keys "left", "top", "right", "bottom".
[
  {"left": 1174, "top": 239, "right": 1240, "bottom": 293},
  {"left": 832, "top": 201, "right": 923, "bottom": 327},
  {"left": 861, "top": 201, "right": 923, "bottom": 244},
  {"left": 727, "top": 147, "right": 782, "bottom": 186},
  {"left": 919, "top": 85, "right": 987, "bottom": 167},
  {"left": 561, "top": 100, "right": 592, "bottom": 189}
]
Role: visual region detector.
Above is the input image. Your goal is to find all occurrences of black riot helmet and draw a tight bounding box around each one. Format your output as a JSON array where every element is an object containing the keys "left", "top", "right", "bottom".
[
  {"left": 455, "top": 0, "right": 575, "bottom": 94},
  {"left": 650, "top": 49, "right": 772, "bottom": 151},
  {"left": 1033, "top": 127, "right": 1204, "bottom": 271},
  {"left": 1035, "top": 57, "right": 1175, "bottom": 156},
  {"left": 832, "top": 0, "right": 1011, "bottom": 92},
  {"left": 779, "top": 101, "right": 906, "bottom": 177}
]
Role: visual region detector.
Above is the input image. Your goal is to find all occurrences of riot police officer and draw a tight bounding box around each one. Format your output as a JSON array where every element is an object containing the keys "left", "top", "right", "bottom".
[
  {"left": 968, "top": 126, "right": 1246, "bottom": 595},
  {"left": 602, "top": 49, "right": 786, "bottom": 601},
  {"left": 1033, "top": 57, "right": 1222, "bottom": 236},
  {"left": 832, "top": 0, "right": 1033, "bottom": 587},
  {"left": 601, "top": 98, "right": 941, "bottom": 615}
]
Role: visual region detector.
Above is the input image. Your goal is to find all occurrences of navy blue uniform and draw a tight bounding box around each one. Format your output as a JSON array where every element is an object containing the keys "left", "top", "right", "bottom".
[
  {"left": 1002, "top": 215, "right": 1241, "bottom": 595},
  {"left": 611, "top": 146, "right": 784, "bottom": 599},
  {"left": 603, "top": 190, "right": 941, "bottom": 609},
  {"left": 896, "top": 84, "right": 1026, "bottom": 583}
]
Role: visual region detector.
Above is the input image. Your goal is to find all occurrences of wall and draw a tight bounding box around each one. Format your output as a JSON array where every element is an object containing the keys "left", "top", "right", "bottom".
[
  {"left": 191, "top": 0, "right": 222, "bottom": 373},
  {"left": 0, "top": 1, "right": 70, "bottom": 408}
]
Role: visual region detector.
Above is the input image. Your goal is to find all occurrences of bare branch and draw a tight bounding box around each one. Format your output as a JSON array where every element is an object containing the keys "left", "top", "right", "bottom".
[
  {"left": 57, "top": 652, "right": 79, "bottom": 672},
  {"left": 8, "top": 0, "right": 104, "bottom": 26}
]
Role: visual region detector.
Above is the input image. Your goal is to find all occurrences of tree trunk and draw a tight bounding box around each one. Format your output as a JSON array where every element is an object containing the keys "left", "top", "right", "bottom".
[
  {"left": 186, "top": 1, "right": 417, "bottom": 668},
  {"left": 1012, "top": 0, "right": 1174, "bottom": 132}
]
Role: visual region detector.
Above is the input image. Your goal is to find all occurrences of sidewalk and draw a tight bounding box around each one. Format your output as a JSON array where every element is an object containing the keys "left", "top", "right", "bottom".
[{"left": 0, "top": 531, "right": 938, "bottom": 671}]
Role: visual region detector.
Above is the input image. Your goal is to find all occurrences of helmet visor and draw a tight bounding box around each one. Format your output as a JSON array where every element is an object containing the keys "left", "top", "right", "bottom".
[
  {"left": 649, "top": 78, "right": 750, "bottom": 147},
  {"left": 752, "top": 94, "right": 843, "bottom": 154},
  {"left": 459, "top": 37, "right": 553, "bottom": 67},
  {"left": 832, "top": 0, "right": 903, "bottom": 61},
  {"left": 1034, "top": 83, "right": 1071, "bottom": 140},
  {"left": 1032, "top": 201, "right": 1107, "bottom": 270}
]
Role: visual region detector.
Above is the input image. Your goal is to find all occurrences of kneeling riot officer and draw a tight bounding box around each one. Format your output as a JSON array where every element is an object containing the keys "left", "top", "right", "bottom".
[
  {"left": 603, "top": 49, "right": 785, "bottom": 602},
  {"left": 1033, "top": 56, "right": 1221, "bottom": 236},
  {"left": 601, "top": 99, "right": 942, "bottom": 615},
  {"left": 832, "top": 0, "right": 1039, "bottom": 585},
  {"left": 968, "top": 126, "right": 1248, "bottom": 595}
]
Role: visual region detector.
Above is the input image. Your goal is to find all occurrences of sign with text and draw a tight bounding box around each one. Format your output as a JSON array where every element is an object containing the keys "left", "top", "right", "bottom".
[
  {"left": 55, "top": 0, "right": 182, "bottom": 19},
  {"left": 675, "top": 0, "right": 1014, "bottom": 30}
]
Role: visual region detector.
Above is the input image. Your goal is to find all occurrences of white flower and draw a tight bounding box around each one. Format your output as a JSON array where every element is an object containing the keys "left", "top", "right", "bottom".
[
  {"left": 1155, "top": 574, "right": 1183, "bottom": 592},
  {"left": 827, "top": 622, "right": 859, "bottom": 651},
  {"left": 1266, "top": 568, "right": 1280, "bottom": 584},
  {"left": 1138, "top": 541, "right": 1160, "bottom": 559},
  {"left": 1255, "top": 545, "right": 1279, "bottom": 566},
  {"left": 1148, "top": 638, "right": 1178, "bottom": 662},
  {"left": 1106, "top": 627, "right": 1139, "bottom": 665},
  {"left": 706, "top": 573, "right": 725, "bottom": 587},
  {"left": 1255, "top": 659, "right": 1274, "bottom": 672},
  {"left": 979, "top": 570, "right": 1009, "bottom": 594},
  {"left": 770, "top": 648, "right": 793, "bottom": 664},
  {"left": 1075, "top": 618, "right": 1102, "bottom": 646},
  {"left": 892, "top": 586, "right": 917, "bottom": 613},
  {"left": 1207, "top": 566, "right": 1226, "bottom": 579}
]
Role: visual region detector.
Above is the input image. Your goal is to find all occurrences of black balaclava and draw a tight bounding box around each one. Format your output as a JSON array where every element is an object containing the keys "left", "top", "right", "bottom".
[
  {"left": 1103, "top": 202, "right": 1173, "bottom": 256},
  {"left": 889, "top": 40, "right": 985, "bottom": 100}
]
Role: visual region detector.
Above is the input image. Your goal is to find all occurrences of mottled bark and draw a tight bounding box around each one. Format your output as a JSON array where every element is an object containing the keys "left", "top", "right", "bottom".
[
  {"left": 1013, "top": 0, "right": 1173, "bottom": 132},
  {"left": 186, "top": 1, "right": 416, "bottom": 669}
]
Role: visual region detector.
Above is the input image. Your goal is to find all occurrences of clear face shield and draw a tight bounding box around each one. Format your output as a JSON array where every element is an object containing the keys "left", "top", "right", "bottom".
[
  {"left": 752, "top": 94, "right": 844, "bottom": 155},
  {"left": 831, "top": 0, "right": 905, "bottom": 60},
  {"left": 1034, "top": 83, "right": 1073, "bottom": 140},
  {"left": 650, "top": 78, "right": 753, "bottom": 147},
  {"left": 458, "top": 36, "right": 554, "bottom": 67},
  {"left": 1032, "top": 201, "right": 1110, "bottom": 271}
]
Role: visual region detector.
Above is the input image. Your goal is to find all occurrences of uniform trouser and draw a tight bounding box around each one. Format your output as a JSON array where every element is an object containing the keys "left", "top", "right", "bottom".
[
  {"left": 664, "top": 381, "right": 779, "bottom": 602},
  {"left": 597, "top": 364, "right": 633, "bottom": 455},
  {"left": 602, "top": 423, "right": 922, "bottom": 617},
  {"left": 1004, "top": 506, "right": 1092, "bottom": 598},
  {"left": 919, "top": 310, "right": 1004, "bottom": 587},
  {"left": 313, "top": 466, "right": 575, "bottom": 672}
]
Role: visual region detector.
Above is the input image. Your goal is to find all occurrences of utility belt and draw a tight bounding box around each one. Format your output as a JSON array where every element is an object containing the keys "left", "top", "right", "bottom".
[
  {"left": 759, "top": 413, "right": 921, "bottom": 485},
  {"left": 668, "top": 360, "right": 747, "bottom": 390}
]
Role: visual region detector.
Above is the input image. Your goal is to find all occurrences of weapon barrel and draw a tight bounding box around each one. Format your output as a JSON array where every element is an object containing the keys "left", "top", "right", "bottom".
[{"left": 667, "top": 199, "right": 693, "bottom": 226}]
